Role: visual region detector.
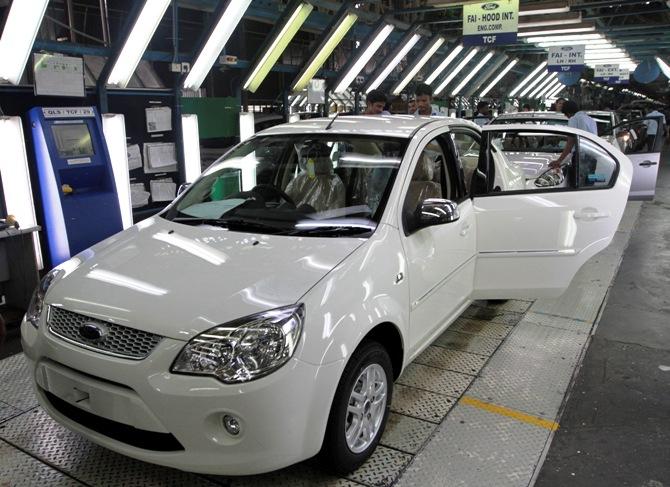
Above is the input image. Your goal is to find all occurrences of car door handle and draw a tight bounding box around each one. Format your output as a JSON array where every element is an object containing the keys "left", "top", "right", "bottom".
[
  {"left": 460, "top": 223, "right": 471, "bottom": 236},
  {"left": 640, "top": 160, "right": 658, "bottom": 167},
  {"left": 574, "top": 208, "right": 610, "bottom": 221}
]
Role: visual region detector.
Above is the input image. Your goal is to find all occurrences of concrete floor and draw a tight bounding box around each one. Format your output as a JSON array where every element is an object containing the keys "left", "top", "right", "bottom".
[{"left": 536, "top": 151, "right": 670, "bottom": 486}]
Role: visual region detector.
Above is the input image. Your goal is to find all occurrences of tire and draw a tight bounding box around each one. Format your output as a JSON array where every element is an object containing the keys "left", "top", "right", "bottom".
[{"left": 320, "top": 340, "right": 393, "bottom": 474}]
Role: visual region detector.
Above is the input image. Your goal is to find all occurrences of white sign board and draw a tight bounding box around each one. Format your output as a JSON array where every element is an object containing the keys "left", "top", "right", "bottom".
[
  {"left": 547, "top": 45, "right": 585, "bottom": 72},
  {"left": 34, "top": 54, "right": 85, "bottom": 98},
  {"left": 307, "top": 78, "right": 326, "bottom": 104},
  {"left": 594, "top": 64, "right": 619, "bottom": 82},
  {"left": 42, "top": 107, "right": 95, "bottom": 119},
  {"left": 463, "top": 0, "right": 519, "bottom": 46}
]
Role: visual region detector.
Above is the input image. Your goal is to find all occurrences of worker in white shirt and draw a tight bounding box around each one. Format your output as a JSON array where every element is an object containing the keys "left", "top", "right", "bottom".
[
  {"left": 413, "top": 83, "right": 440, "bottom": 116},
  {"left": 473, "top": 101, "right": 491, "bottom": 126},
  {"left": 550, "top": 100, "right": 598, "bottom": 185},
  {"left": 643, "top": 108, "right": 667, "bottom": 151}
]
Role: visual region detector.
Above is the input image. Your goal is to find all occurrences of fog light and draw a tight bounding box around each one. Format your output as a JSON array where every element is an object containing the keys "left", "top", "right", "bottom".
[{"left": 223, "top": 415, "right": 241, "bottom": 435}]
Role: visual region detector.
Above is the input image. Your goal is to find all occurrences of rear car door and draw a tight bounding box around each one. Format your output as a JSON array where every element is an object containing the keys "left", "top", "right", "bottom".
[
  {"left": 471, "top": 124, "right": 631, "bottom": 299},
  {"left": 608, "top": 116, "right": 663, "bottom": 200}
]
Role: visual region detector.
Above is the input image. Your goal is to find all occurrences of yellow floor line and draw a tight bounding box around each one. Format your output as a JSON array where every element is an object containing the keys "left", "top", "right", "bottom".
[{"left": 461, "top": 395, "right": 559, "bottom": 431}]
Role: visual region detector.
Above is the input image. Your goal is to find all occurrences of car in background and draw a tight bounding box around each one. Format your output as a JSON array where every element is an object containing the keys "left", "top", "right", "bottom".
[
  {"left": 490, "top": 111, "right": 568, "bottom": 126},
  {"left": 586, "top": 110, "right": 621, "bottom": 148},
  {"left": 23, "top": 115, "right": 641, "bottom": 477}
]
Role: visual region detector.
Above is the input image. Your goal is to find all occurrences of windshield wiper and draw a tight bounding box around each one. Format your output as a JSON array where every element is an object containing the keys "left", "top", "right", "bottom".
[
  {"left": 289, "top": 224, "right": 375, "bottom": 237},
  {"left": 172, "top": 217, "right": 288, "bottom": 234}
]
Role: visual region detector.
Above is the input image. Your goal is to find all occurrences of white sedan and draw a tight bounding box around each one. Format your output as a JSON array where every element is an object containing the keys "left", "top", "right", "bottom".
[{"left": 22, "top": 115, "right": 636, "bottom": 476}]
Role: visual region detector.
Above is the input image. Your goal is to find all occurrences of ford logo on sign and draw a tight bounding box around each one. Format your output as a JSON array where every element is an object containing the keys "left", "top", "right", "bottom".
[
  {"left": 78, "top": 322, "right": 108, "bottom": 342},
  {"left": 482, "top": 2, "right": 499, "bottom": 10},
  {"left": 561, "top": 46, "right": 574, "bottom": 51}
]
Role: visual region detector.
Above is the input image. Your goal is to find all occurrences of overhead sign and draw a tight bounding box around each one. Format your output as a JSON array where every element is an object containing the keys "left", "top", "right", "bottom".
[
  {"left": 614, "top": 68, "right": 630, "bottom": 85},
  {"left": 594, "top": 64, "right": 620, "bottom": 82},
  {"left": 42, "top": 107, "right": 95, "bottom": 119},
  {"left": 462, "top": 0, "right": 519, "bottom": 46},
  {"left": 548, "top": 45, "right": 585, "bottom": 72}
]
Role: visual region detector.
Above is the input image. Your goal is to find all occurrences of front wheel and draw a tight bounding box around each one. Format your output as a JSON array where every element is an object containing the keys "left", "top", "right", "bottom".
[{"left": 320, "top": 341, "right": 393, "bottom": 474}]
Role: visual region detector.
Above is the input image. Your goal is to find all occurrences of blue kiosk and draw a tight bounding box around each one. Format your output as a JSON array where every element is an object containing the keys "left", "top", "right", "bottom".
[{"left": 28, "top": 107, "right": 123, "bottom": 267}]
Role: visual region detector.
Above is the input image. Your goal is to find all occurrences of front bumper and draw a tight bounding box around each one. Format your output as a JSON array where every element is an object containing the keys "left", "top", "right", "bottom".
[{"left": 21, "top": 317, "right": 343, "bottom": 475}]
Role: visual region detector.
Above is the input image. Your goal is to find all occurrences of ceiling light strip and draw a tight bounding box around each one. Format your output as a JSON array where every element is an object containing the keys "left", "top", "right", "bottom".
[
  {"left": 509, "top": 61, "right": 547, "bottom": 97},
  {"left": 434, "top": 48, "right": 479, "bottom": 96},
  {"left": 451, "top": 52, "right": 494, "bottom": 96},
  {"left": 480, "top": 59, "right": 518, "bottom": 97}
]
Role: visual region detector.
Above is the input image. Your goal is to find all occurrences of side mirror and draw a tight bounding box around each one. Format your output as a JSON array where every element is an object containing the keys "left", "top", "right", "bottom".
[
  {"left": 410, "top": 198, "right": 460, "bottom": 233},
  {"left": 177, "top": 182, "right": 191, "bottom": 195}
]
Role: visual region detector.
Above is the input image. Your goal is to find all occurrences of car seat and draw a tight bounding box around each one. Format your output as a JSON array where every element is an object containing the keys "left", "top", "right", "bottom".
[
  {"left": 285, "top": 151, "right": 345, "bottom": 212},
  {"left": 403, "top": 153, "right": 442, "bottom": 222}
]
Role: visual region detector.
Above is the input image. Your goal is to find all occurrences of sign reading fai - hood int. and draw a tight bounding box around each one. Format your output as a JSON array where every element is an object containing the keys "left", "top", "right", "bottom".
[{"left": 463, "top": 0, "right": 519, "bottom": 46}]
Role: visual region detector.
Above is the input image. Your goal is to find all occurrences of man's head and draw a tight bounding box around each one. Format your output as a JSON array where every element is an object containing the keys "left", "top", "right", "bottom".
[
  {"left": 522, "top": 104, "right": 531, "bottom": 112},
  {"left": 407, "top": 98, "right": 417, "bottom": 114},
  {"left": 561, "top": 100, "right": 579, "bottom": 118},
  {"left": 555, "top": 97, "right": 566, "bottom": 112},
  {"left": 415, "top": 83, "right": 433, "bottom": 115},
  {"left": 477, "top": 101, "right": 490, "bottom": 116},
  {"left": 365, "top": 89, "right": 387, "bottom": 115}
]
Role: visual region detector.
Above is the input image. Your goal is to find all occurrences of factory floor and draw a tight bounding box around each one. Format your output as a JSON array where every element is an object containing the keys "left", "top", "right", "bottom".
[{"left": 0, "top": 157, "right": 667, "bottom": 487}]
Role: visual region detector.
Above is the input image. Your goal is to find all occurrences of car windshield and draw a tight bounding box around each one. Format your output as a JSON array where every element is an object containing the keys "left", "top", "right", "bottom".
[{"left": 163, "top": 134, "right": 407, "bottom": 237}]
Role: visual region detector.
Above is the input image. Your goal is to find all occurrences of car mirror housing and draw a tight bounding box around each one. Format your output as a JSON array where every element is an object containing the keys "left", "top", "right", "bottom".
[
  {"left": 177, "top": 182, "right": 191, "bottom": 196},
  {"left": 410, "top": 198, "right": 460, "bottom": 234}
]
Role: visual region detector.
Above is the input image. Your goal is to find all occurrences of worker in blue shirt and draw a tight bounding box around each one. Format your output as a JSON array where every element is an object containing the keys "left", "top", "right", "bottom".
[{"left": 550, "top": 100, "right": 598, "bottom": 185}]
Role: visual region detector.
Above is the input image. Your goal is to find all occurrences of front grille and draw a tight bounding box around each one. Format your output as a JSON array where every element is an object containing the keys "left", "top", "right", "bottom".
[
  {"left": 48, "top": 307, "right": 163, "bottom": 360},
  {"left": 44, "top": 390, "right": 184, "bottom": 451}
]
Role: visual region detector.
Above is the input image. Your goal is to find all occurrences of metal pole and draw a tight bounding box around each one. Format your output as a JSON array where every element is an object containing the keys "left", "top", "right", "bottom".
[
  {"left": 99, "top": 0, "right": 111, "bottom": 46},
  {"left": 65, "top": 0, "right": 77, "bottom": 43}
]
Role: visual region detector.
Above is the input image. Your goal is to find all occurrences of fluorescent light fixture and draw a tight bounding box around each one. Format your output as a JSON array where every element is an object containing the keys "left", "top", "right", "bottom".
[
  {"left": 184, "top": 0, "right": 252, "bottom": 91},
  {"left": 529, "top": 72, "right": 558, "bottom": 98},
  {"left": 0, "top": 116, "right": 43, "bottom": 268},
  {"left": 101, "top": 114, "right": 133, "bottom": 229},
  {"left": 518, "top": 26, "right": 595, "bottom": 37},
  {"left": 366, "top": 33, "right": 422, "bottom": 92},
  {"left": 538, "top": 39, "right": 611, "bottom": 47},
  {"left": 0, "top": 0, "right": 49, "bottom": 85},
  {"left": 451, "top": 52, "right": 494, "bottom": 96},
  {"left": 239, "top": 112, "right": 255, "bottom": 142},
  {"left": 480, "top": 59, "right": 518, "bottom": 97},
  {"left": 519, "top": 70, "right": 551, "bottom": 98},
  {"left": 391, "top": 36, "right": 445, "bottom": 95},
  {"left": 547, "top": 83, "right": 565, "bottom": 99},
  {"left": 181, "top": 114, "right": 202, "bottom": 184},
  {"left": 509, "top": 61, "right": 548, "bottom": 97},
  {"left": 107, "top": 0, "right": 170, "bottom": 88},
  {"left": 656, "top": 57, "right": 670, "bottom": 78},
  {"left": 243, "top": 2, "right": 313, "bottom": 93},
  {"left": 291, "top": 94, "right": 304, "bottom": 107},
  {"left": 334, "top": 23, "right": 394, "bottom": 93},
  {"left": 434, "top": 48, "right": 479, "bottom": 96},
  {"left": 426, "top": 44, "right": 464, "bottom": 85},
  {"left": 538, "top": 78, "right": 561, "bottom": 98},
  {"left": 519, "top": 12, "right": 582, "bottom": 28},
  {"left": 292, "top": 11, "right": 358, "bottom": 92},
  {"left": 527, "top": 33, "right": 603, "bottom": 43},
  {"left": 520, "top": 1, "right": 570, "bottom": 16},
  {"left": 299, "top": 96, "right": 308, "bottom": 107}
]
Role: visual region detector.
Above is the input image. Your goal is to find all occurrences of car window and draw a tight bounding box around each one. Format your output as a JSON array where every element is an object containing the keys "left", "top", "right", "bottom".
[
  {"left": 482, "top": 129, "right": 618, "bottom": 194},
  {"left": 451, "top": 131, "right": 481, "bottom": 195},
  {"left": 493, "top": 117, "right": 568, "bottom": 126},
  {"left": 165, "top": 135, "right": 407, "bottom": 237},
  {"left": 401, "top": 136, "right": 452, "bottom": 232}
]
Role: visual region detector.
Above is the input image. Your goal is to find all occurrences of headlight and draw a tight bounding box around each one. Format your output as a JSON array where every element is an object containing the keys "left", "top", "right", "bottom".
[
  {"left": 25, "top": 269, "right": 64, "bottom": 328},
  {"left": 171, "top": 304, "right": 304, "bottom": 383}
]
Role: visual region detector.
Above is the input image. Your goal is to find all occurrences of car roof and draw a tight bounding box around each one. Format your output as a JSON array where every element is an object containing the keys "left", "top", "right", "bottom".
[
  {"left": 256, "top": 115, "right": 479, "bottom": 138},
  {"left": 494, "top": 111, "right": 567, "bottom": 120},
  {"left": 585, "top": 110, "right": 614, "bottom": 116}
]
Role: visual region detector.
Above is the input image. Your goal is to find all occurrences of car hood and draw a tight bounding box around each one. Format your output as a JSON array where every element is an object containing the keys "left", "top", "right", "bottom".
[{"left": 46, "top": 217, "right": 365, "bottom": 341}]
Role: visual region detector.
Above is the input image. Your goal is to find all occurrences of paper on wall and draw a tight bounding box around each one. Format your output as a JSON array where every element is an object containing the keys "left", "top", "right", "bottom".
[
  {"left": 127, "top": 144, "right": 143, "bottom": 170},
  {"left": 150, "top": 178, "right": 177, "bottom": 202},
  {"left": 130, "top": 183, "right": 150, "bottom": 208},
  {"left": 143, "top": 142, "right": 178, "bottom": 173},
  {"left": 145, "top": 106, "right": 172, "bottom": 133}
]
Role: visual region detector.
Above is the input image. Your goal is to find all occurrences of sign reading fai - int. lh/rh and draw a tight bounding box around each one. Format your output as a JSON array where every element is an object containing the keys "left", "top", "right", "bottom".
[
  {"left": 462, "top": 0, "right": 519, "bottom": 46},
  {"left": 548, "top": 46, "right": 585, "bottom": 73},
  {"left": 614, "top": 68, "right": 630, "bottom": 85}
]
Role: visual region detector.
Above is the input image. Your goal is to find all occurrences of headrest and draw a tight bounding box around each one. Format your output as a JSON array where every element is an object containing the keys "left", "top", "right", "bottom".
[
  {"left": 314, "top": 157, "right": 333, "bottom": 175},
  {"left": 412, "top": 154, "right": 434, "bottom": 181}
]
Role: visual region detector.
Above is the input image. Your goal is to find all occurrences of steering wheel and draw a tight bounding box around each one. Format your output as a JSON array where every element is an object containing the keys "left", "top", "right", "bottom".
[{"left": 251, "top": 184, "right": 296, "bottom": 208}]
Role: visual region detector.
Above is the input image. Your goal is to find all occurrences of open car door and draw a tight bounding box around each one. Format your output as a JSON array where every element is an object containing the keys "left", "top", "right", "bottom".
[
  {"left": 607, "top": 116, "right": 663, "bottom": 200},
  {"left": 471, "top": 124, "right": 632, "bottom": 299}
]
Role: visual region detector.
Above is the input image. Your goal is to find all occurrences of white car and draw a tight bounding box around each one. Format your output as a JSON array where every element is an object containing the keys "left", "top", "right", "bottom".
[
  {"left": 491, "top": 111, "right": 568, "bottom": 126},
  {"left": 23, "top": 115, "right": 636, "bottom": 476}
]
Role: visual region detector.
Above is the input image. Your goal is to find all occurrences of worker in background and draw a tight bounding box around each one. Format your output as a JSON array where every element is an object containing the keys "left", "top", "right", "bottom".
[
  {"left": 407, "top": 97, "right": 417, "bottom": 114},
  {"left": 364, "top": 90, "right": 390, "bottom": 115},
  {"left": 550, "top": 100, "right": 598, "bottom": 184},
  {"left": 522, "top": 104, "right": 532, "bottom": 112},
  {"left": 554, "top": 97, "right": 566, "bottom": 113},
  {"left": 643, "top": 106, "right": 667, "bottom": 150},
  {"left": 414, "top": 83, "right": 439, "bottom": 116},
  {"left": 473, "top": 101, "right": 491, "bottom": 126}
]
